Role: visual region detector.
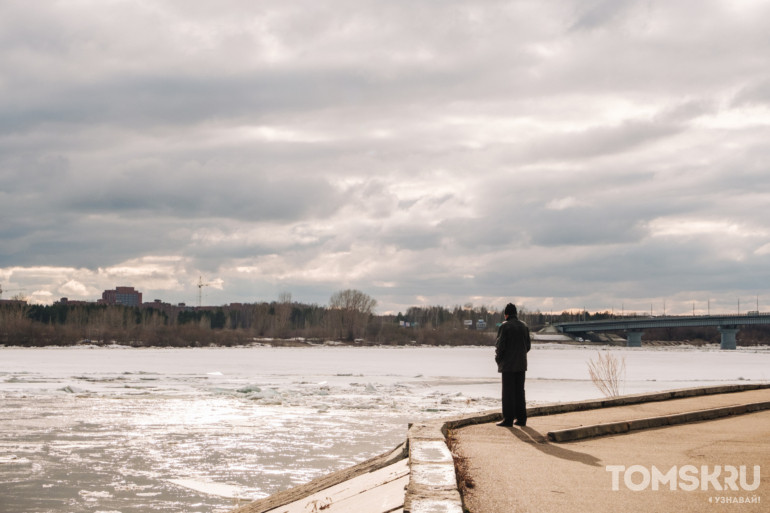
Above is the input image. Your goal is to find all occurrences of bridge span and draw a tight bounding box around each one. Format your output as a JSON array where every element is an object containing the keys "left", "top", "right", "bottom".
[{"left": 555, "top": 313, "right": 770, "bottom": 349}]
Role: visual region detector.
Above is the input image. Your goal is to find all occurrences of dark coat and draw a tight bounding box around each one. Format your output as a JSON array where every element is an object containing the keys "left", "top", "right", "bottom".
[{"left": 495, "top": 317, "right": 531, "bottom": 373}]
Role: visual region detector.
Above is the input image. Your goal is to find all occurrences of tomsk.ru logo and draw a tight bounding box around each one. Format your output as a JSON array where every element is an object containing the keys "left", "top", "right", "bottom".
[{"left": 606, "top": 465, "right": 761, "bottom": 492}]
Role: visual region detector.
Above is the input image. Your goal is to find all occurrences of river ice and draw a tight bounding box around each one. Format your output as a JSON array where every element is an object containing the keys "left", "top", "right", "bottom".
[{"left": 1, "top": 344, "right": 768, "bottom": 513}]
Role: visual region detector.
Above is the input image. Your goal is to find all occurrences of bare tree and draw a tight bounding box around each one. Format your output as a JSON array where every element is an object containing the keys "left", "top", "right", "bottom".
[
  {"left": 274, "top": 291, "right": 293, "bottom": 337},
  {"left": 329, "top": 289, "right": 377, "bottom": 341}
]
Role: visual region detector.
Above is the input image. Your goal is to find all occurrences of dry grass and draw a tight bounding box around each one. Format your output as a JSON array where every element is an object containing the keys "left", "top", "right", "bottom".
[{"left": 587, "top": 351, "right": 626, "bottom": 397}]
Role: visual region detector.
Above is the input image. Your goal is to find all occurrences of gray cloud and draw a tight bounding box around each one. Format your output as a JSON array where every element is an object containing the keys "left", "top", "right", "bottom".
[
  {"left": 1, "top": 0, "right": 769, "bottom": 314},
  {"left": 570, "top": 0, "right": 647, "bottom": 31}
]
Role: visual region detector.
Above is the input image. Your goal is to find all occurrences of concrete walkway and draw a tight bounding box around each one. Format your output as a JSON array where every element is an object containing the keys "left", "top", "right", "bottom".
[{"left": 453, "top": 388, "right": 770, "bottom": 513}]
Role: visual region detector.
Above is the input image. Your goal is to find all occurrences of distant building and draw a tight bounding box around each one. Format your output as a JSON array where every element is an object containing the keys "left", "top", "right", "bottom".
[
  {"left": 142, "top": 299, "right": 188, "bottom": 315},
  {"left": 56, "top": 297, "right": 90, "bottom": 306},
  {"left": 99, "top": 286, "right": 143, "bottom": 307}
]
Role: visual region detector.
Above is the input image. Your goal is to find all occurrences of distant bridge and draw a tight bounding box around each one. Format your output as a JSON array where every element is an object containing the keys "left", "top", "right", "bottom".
[{"left": 555, "top": 313, "right": 770, "bottom": 349}]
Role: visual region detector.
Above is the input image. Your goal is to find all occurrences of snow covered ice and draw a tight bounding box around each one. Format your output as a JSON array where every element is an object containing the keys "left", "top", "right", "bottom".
[{"left": 1, "top": 344, "right": 768, "bottom": 513}]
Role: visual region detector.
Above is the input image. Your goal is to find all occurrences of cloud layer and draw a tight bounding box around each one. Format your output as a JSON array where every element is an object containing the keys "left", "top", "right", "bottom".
[{"left": 2, "top": 0, "right": 769, "bottom": 314}]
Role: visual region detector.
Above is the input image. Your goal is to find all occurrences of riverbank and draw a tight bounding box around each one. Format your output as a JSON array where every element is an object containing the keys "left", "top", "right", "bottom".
[{"left": 4, "top": 335, "right": 770, "bottom": 349}]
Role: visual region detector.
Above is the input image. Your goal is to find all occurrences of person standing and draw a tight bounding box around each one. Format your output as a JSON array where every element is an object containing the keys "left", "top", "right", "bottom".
[{"left": 495, "top": 303, "right": 531, "bottom": 427}]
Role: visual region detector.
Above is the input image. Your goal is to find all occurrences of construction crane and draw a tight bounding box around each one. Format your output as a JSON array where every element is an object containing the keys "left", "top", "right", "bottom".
[{"left": 196, "top": 276, "right": 210, "bottom": 308}]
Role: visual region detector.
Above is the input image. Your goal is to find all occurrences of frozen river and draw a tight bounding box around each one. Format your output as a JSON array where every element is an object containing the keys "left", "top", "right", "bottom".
[{"left": 1, "top": 343, "right": 769, "bottom": 513}]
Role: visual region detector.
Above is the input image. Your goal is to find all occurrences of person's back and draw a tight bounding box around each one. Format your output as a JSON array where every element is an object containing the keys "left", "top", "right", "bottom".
[
  {"left": 495, "top": 303, "right": 531, "bottom": 427},
  {"left": 495, "top": 316, "right": 531, "bottom": 373}
]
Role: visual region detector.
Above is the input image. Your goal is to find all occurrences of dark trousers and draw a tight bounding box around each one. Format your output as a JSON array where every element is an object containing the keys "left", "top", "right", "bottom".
[{"left": 501, "top": 371, "right": 526, "bottom": 423}]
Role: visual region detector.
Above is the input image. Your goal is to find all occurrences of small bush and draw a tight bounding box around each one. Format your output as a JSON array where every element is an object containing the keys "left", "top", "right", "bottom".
[{"left": 587, "top": 351, "right": 626, "bottom": 397}]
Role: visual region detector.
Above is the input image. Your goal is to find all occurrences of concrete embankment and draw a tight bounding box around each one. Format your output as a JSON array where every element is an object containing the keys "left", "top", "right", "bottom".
[
  {"left": 229, "top": 443, "right": 407, "bottom": 513},
  {"left": 230, "top": 383, "right": 770, "bottom": 513}
]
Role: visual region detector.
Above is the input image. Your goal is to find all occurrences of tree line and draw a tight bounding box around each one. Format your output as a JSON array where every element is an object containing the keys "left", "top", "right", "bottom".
[
  {"left": 1, "top": 293, "right": 767, "bottom": 347},
  {"left": 0, "top": 290, "right": 492, "bottom": 347}
]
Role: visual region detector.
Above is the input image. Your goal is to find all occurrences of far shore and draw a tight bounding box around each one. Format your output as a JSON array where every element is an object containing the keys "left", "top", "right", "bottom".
[{"left": 2, "top": 336, "right": 768, "bottom": 349}]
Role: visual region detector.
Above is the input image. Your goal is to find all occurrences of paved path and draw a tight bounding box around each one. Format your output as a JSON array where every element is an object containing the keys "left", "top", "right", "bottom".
[{"left": 454, "top": 389, "right": 770, "bottom": 513}]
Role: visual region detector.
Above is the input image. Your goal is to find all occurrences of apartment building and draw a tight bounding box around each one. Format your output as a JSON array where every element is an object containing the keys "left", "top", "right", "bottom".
[{"left": 99, "top": 286, "right": 143, "bottom": 307}]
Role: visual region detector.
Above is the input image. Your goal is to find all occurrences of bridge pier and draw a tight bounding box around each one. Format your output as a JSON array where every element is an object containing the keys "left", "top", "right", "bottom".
[
  {"left": 718, "top": 326, "right": 738, "bottom": 350},
  {"left": 626, "top": 330, "right": 643, "bottom": 347}
]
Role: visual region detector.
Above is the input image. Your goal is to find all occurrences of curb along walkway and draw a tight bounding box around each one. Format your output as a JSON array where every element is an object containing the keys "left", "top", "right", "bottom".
[{"left": 453, "top": 386, "right": 770, "bottom": 513}]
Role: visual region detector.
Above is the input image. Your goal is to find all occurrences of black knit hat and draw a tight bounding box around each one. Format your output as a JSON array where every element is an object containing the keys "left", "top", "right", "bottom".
[{"left": 504, "top": 303, "right": 517, "bottom": 316}]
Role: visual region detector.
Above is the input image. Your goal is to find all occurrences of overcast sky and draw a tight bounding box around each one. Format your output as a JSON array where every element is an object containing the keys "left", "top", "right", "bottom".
[{"left": 1, "top": 0, "right": 769, "bottom": 315}]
